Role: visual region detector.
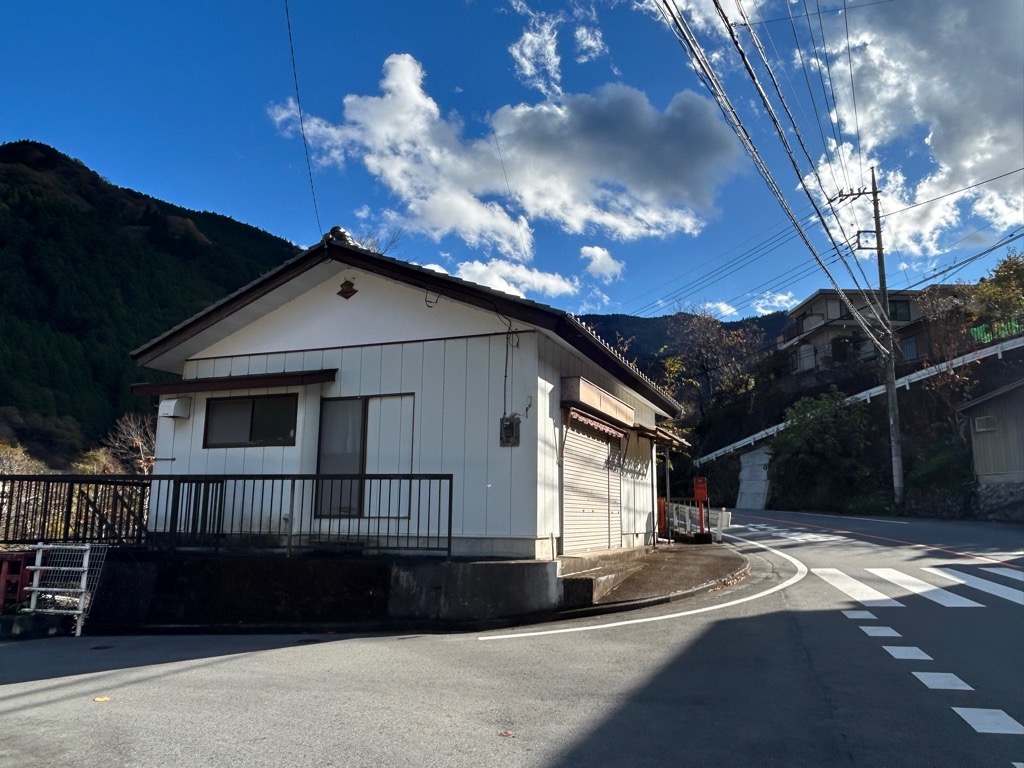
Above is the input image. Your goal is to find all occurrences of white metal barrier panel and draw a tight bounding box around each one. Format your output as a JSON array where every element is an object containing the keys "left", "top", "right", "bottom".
[
  {"left": 24, "top": 543, "right": 107, "bottom": 637},
  {"left": 667, "top": 504, "right": 732, "bottom": 542}
]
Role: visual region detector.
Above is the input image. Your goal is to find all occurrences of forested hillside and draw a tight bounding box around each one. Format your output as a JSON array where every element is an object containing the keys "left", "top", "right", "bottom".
[
  {"left": 0, "top": 140, "right": 791, "bottom": 468},
  {"left": 0, "top": 141, "right": 299, "bottom": 463}
]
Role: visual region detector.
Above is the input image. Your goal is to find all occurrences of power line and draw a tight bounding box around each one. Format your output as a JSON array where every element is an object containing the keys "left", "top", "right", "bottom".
[
  {"left": 283, "top": 0, "right": 322, "bottom": 238},
  {"left": 745, "top": 0, "right": 895, "bottom": 27},
  {"left": 884, "top": 168, "right": 1024, "bottom": 217},
  {"left": 841, "top": 0, "right": 866, "bottom": 183},
  {"left": 733, "top": 1, "right": 889, "bottom": 329},
  {"left": 709, "top": 0, "right": 890, "bottom": 341}
]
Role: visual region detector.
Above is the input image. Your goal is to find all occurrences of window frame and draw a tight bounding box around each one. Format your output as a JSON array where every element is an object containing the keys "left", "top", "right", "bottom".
[
  {"left": 203, "top": 393, "right": 299, "bottom": 449},
  {"left": 889, "top": 300, "right": 911, "bottom": 321}
]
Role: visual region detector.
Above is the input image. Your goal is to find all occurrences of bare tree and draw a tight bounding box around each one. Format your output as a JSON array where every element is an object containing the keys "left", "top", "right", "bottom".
[
  {"left": 102, "top": 413, "right": 156, "bottom": 474},
  {"left": 0, "top": 441, "right": 47, "bottom": 475},
  {"left": 662, "top": 309, "right": 766, "bottom": 422},
  {"left": 353, "top": 227, "right": 404, "bottom": 255}
]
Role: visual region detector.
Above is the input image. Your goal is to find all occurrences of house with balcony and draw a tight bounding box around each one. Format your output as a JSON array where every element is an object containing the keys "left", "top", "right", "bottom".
[{"left": 776, "top": 288, "right": 931, "bottom": 380}]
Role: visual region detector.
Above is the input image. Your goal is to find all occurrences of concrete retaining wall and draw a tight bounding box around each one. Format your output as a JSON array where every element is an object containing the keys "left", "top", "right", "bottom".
[{"left": 86, "top": 550, "right": 561, "bottom": 632}]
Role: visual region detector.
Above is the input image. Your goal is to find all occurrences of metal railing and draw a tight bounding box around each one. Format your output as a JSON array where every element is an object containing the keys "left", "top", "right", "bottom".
[
  {"left": 667, "top": 501, "right": 732, "bottom": 543},
  {"left": 0, "top": 475, "right": 150, "bottom": 547},
  {"left": 1, "top": 474, "right": 454, "bottom": 557}
]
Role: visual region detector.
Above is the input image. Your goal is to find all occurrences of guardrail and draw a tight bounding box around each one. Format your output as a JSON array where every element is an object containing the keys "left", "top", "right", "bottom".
[
  {"left": 1, "top": 474, "right": 454, "bottom": 557},
  {"left": 667, "top": 501, "right": 732, "bottom": 543}
]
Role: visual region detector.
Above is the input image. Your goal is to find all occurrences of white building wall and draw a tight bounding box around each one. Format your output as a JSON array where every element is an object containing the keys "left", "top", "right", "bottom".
[
  {"left": 536, "top": 335, "right": 659, "bottom": 550},
  {"left": 153, "top": 331, "right": 542, "bottom": 551},
  {"left": 149, "top": 272, "right": 663, "bottom": 557}
]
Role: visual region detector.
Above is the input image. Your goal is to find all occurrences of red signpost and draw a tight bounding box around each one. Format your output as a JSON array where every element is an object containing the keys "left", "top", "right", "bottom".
[{"left": 693, "top": 477, "right": 708, "bottom": 534}]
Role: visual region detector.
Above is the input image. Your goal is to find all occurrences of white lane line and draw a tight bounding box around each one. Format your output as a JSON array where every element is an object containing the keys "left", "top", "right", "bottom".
[
  {"left": 983, "top": 567, "right": 1024, "bottom": 583},
  {"left": 924, "top": 567, "right": 1024, "bottom": 605},
  {"left": 883, "top": 646, "right": 932, "bottom": 660},
  {"left": 842, "top": 610, "right": 876, "bottom": 620},
  {"left": 912, "top": 672, "right": 973, "bottom": 691},
  {"left": 1012, "top": 762, "right": 1024, "bottom": 767},
  {"left": 861, "top": 626, "right": 900, "bottom": 637},
  {"left": 812, "top": 568, "right": 904, "bottom": 608},
  {"left": 478, "top": 532, "right": 807, "bottom": 641},
  {"left": 952, "top": 708, "right": 1024, "bottom": 735},
  {"left": 867, "top": 567, "right": 984, "bottom": 607}
]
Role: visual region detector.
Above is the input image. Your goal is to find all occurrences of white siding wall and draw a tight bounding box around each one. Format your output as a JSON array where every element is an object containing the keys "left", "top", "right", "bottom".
[
  {"left": 154, "top": 332, "right": 541, "bottom": 542},
  {"left": 536, "top": 335, "right": 659, "bottom": 550}
]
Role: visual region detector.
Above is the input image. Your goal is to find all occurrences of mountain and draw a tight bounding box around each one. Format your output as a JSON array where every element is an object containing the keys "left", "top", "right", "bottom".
[
  {"left": 0, "top": 140, "right": 300, "bottom": 463},
  {"left": 579, "top": 311, "right": 790, "bottom": 375},
  {"left": 0, "top": 140, "right": 793, "bottom": 466}
]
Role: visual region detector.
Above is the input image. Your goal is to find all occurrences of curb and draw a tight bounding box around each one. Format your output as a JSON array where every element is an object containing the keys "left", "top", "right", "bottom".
[{"left": 551, "top": 557, "right": 752, "bottom": 621}]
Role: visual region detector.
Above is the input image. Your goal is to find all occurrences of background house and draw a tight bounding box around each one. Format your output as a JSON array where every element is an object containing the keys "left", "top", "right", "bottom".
[
  {"left": 776, "top": 288, "right": 929, "bottom": 379},
  {"left": 959, "top": 378, "right": 1024, "bottom": 517},
  {"left": 131, "top": 229, "right": 681, "bottom": 560}
]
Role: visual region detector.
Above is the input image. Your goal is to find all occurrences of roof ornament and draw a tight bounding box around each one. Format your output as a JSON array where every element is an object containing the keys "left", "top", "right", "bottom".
[{"left": 326, "top": 226, "right": 356, "bottom": 246}]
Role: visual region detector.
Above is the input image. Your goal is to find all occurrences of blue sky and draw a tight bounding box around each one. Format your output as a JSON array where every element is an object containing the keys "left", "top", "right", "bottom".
[{"left": 3, "top": 1, "right": 1022, "bottom": 320}]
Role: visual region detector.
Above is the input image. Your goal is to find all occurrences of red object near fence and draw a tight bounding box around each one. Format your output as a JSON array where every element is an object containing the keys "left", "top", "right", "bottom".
[{"left": 0, "top": 550, "right": 33, "bottom": 612}]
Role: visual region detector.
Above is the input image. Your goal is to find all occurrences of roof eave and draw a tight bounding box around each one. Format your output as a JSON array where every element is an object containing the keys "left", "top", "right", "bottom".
[{"left": 131, "top": 237, "right": 680, "bottom": 416}]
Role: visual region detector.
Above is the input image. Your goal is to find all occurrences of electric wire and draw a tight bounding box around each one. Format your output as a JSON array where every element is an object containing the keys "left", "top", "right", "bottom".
[
  {"left": 738, "top": 0, "right": 888, "bottom": 328},
  {"left": 884, "top": 168, "right": 1024, "bottom": 217},
  {"left": 841, "top": 0, "right": 866, "bottom": 183},
  {"left": 744, "top": 0, "right": 894, "bottom": 27},
  {"left": 459, "top": 1, "right": 532, "bottom": 263},
  {"left": 283, "top": 0, "right": 322, "bottom": 238},
  {"left": 654, "top": 0, "right": 888, "bottom": 353},
  {"left": 705, "top": 0, "right": 890, "bottom": 345},
  {"left": 624, "top": 162, "right": 1021, "bottom": 321}
]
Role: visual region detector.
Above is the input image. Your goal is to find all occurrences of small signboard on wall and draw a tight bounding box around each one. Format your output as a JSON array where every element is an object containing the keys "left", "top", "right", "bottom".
[{"left": 693, "top": 476, "right": 708, "bottom": 503}]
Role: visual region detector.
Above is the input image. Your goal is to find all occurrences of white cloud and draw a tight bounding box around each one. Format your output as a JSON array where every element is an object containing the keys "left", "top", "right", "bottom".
[
  {"left": 704, "top": 300, "right": 738, "bottom": 317},
  {"left": 455, "top": 259, "right": 579, "bottom": 298},
  {"left": 580, "top": 245, "right": 624, "bottom": 283},
  {"left": 808, "top": 1, "right": 1023, "bottom": 257},
  {"left": 574, "top": 26, "right": 607, "bottom": 63},
  {"left": 509, "top": 3, "right": 564, "bottom": 98},
  {"left": 576, "top": 286, "right": 613, "bottom": 314},
  {"left": 751, "top": 290, "right": 798, "bottom": 315},
  {"left": 270, "top": 54, "right": 740, "bottom": 260},
  {"left": 640, "top": 0, "right": 771, "bottom": 34},
  {"left": 420, "top": 263, "right": 449, "bottom": 275}
]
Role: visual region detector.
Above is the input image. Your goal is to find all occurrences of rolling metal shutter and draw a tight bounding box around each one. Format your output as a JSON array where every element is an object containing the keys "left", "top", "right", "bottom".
[{"left": 562, "top": 424, "right": 622, "bottom": 554}]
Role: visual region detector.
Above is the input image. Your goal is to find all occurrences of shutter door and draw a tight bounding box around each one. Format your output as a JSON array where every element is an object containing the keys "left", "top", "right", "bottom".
[
  {"left": 563, "top": 424, "right": 622, "bottom": 554},
  {"left": 608, "top": 440, "right": 622, "bottom": 547}
]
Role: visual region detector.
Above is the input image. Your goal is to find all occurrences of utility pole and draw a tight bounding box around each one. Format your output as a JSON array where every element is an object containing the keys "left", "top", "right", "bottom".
[{"left": 831, "top": 168, "right": 904, "bottom": 507}]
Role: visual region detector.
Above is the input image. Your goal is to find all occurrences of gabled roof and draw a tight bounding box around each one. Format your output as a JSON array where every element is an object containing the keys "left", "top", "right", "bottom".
[
  {"left": 132, "top": 230, "right": 680, "bottom": 415},
  {"left": 957, "top": 376, "right": 1024, "bottom": 412}
]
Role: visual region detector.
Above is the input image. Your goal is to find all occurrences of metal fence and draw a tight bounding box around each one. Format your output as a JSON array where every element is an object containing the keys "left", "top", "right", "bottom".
[
  {"left": 0, "top": 474, "right": 454, "bottom": 557},
  {"left": 667, "top": 500, "right": 732, "bottom": 543}
]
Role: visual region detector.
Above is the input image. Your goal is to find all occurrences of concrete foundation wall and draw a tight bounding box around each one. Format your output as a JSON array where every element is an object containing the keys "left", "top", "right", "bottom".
[{"left": 87, "top": 550, "right": 561, "bottom": 631}]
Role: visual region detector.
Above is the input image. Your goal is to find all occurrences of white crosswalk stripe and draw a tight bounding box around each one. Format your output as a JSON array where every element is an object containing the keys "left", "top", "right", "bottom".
[
  {"left": 952, "top": 708, "right": 1024, "bottom": 734},
  {"left": 812, "top": 568, "right": 904, "bottom": 607},
  {"left": 923, "top": 567, "right": 1024, "bottom": 606},
  {"left": 983, "top": 566, "right": 1024, "bottom": 582},
  {"left": 866, "top": 568, "right": 984, "bottom": 607},
  {"left": 813, "top": 566, "right": 1024, "bottom": 608}
]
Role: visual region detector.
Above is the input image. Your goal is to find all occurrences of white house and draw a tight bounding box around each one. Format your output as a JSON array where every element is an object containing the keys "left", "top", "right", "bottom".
[{"left": 131, "top": 228, "right": 681, "bottom": 559}]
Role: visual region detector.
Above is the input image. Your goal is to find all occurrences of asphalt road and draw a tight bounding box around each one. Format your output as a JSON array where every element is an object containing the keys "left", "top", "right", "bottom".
[{"left": 1, "top": 510, "right": 1021, "bottom": 768}]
